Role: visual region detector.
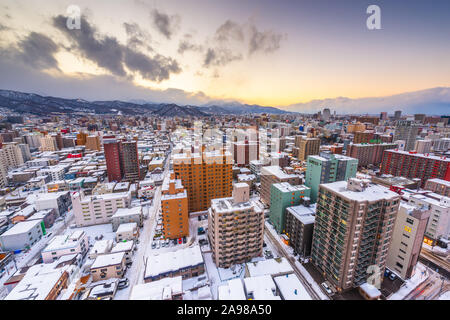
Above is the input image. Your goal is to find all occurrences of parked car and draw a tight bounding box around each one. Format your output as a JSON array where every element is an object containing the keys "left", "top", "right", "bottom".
[
  {"left": 165, "top": 239, "right": 170, "bottom": 246},
  {"left": 156, "top": 240, "right": 161, "bottom": 249},
  {"left": 321, "top": 282, "right": 333, "bottom": 295},
  {"left": 389, "top": 273, "right": 397, "bottom": 281},
  {"left": 384, "top": 269, "right": 391, "bottom": 277},
  {"left": 178, "top": 238, "right": 182, "bottom": 244},
  {"left": 151, "top": 242, "right": 156, "bottom": 249},
  {"left": 118, "top": 278, "right": 129, "bottom": 289},
  {"left": 183, "top": 236, "right": 187, "bottom": 244}
]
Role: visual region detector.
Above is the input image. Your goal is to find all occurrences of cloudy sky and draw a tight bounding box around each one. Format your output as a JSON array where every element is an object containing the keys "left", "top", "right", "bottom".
[{"left": 0, "top": 0, "right": 449, "bottom": 108}]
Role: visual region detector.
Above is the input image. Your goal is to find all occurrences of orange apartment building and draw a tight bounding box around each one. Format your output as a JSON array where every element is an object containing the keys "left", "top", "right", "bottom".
[
  {"left": 172, "top": 150, "right": 233, "bottom": 213},
  {"left": 346, "top": 123, "right": 366, "bottom": 133},
  {"left": 161, "top": 172, "right": 189, "bottom": 239},
  {"left": 76, "top": 132, "right": 88, "bottom": 146}
]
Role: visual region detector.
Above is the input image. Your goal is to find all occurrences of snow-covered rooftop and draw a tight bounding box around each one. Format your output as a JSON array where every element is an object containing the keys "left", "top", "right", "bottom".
[
  {"left": 91, "top": 252, "right": 125, "bottom": 269},
  {"left": 273, "top": 273, "right": 312, "bottom": 300},
  {"left": 218, "top": 278, "right": 246, "bottom": 300},
  {"left": 246, "top": 257, "right": 293, "bottom": 277},
  {"left": 144, "top": 245, "right": 203, "bottom": 279}
]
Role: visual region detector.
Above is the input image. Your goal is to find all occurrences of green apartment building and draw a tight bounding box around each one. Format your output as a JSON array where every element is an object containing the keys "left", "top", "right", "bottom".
[
  {"left": 305, "top": 152, "right": 358, "bottom": 203},
  {"left": 269, "top": 182, "right": 311, "bottom": 233}
]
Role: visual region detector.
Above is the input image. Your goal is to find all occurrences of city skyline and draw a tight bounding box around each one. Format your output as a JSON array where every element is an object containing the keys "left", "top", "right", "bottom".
[{"left": 0, "top": 0, "right": 449, "bottom": 112}]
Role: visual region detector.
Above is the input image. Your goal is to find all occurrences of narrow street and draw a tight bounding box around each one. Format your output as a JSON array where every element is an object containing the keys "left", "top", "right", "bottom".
[{"left": 264, "top": 223, "right": 323, "bottom": 300}]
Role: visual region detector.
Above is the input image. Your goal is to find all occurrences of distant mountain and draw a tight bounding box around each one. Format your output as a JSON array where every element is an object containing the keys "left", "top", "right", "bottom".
[
  {"left": 0, "top": 89, "right": 290, "bottom": 116},
  {"left": 152, "top": 104, "right": 209, "bottom": 117},
  {"left": 200, "top": 101, "right": 291, "bottom": 115},
  {"left": 283, "top": 87, "right": 450, "bottom": 115}
]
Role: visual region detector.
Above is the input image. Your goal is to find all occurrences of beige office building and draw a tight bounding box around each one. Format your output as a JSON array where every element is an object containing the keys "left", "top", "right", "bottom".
[{"left": 386, "top": 204, "right": 430, "bottom": 280}]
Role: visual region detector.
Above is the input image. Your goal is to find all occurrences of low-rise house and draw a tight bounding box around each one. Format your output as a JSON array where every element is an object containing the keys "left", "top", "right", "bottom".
[
  {"left": 5, "top": 264, "right": 69, "bottom": 300},
  {"left": 116, "top": 222, "right": 139, "bottom": 242},
  {"left": 144, "top": 245, "right": 205, "bottom": 283},
  {"left": 41, "top": 230, "right": 89, "bottom": 263},
  {"left": 90, "top": 252, "right": 126, "bottom": 282},
  {"left": 31, "top": 191, "right": 71, "bottom": 215},
  {"left": 26, "top": 208, "right": 58, "bottom": 228},
  {"left": 88, "top": 239, "right": 113, "bottom": 260},
  {"left": 111, "top": 240, "right": 135, "bottom": 265},
  {"left": 130, "top": 276, "right": 183, "bottom": 300},
  {"left": 111, "top": 206, "right": 143, "bottom": 231},
  {"left": 0, "top": 219, "right": 45, "bottom": 251}
]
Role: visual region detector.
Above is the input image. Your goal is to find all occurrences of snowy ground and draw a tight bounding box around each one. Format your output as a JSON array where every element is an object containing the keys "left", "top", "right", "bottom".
[
  {"left": 388, "top": 263, "right": 429, "bottom": 300},
  {"left": 438, "top": 291, "right": 450, "bottom": 300}
]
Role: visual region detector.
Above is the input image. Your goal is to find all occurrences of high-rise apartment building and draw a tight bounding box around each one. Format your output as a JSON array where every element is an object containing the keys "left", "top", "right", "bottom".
[
  {"left": 104, "top": 138, "right": 123, "bottom": 182},
  {"left": 311, "top": 178, "right": 400, "bottom": 292},
  {"left": 161, "top": 173, "right": 189, "bottom": 239},
  {"left": 346, "top": 123, "right": 366, "bottom": 133},
  {"left": 104, "top": 139, "right": 140, "bottom": 182},
  {"left": 424, "top": 178, "right": 450, "bottom": 197},
  {"left": 386, "top": 204, "right": 430, "bottom": 280},
  {"left": 208, "top": 183, "right": 264, "bottom": 268},
  {"left": 231, "top": 128, "right": 259, "bottom": 166},
  {"left": 86, "top": 135, "right": 101, "bottom": 151},
  {"left": 285, "top": 203, "right": 316, "bottom": 257},
  {"left": 172, "top": 150, "right": 233, "bottom": 213},
  {"left": 305, "top": 152, "right": 358, "bottom": 203},
  {"left": 260, "top": 165, "right": 301, "bottom": 205},
  {"left": 40, "top": 135, "right": 58, "bottom": 151},
  {"left": 293, "top": 136, "right": 320, "bottom": 161},
  {"left": 76, "top": 132, "right": 88, "bottom": 146},
  {"left": 0, "top": 142, "right": 24, "bottom": 169},
  {"left": 353, "top": 131, "right": 374, "bottom": 144},
  {"left": 346, "top": 143, "right": 398, "bottom": 168},
  {"left": 407, "top": 193, "right": 449, "bottom": 245},
  {"left": 121, "top": 141, "right": 140, "bottom": 182},
  {"left": 380, "top": 149, "right": 450, "bottom": 187},
  {"left": 394, "top": 110, "right": 402, "bottom": 120},
  {"left": 393, "top": 120, "right": 419, "bottom": 151},
  {"left": 18, "top": 144, "right": 31, "bottom": 162},
  {"left": 0, "top": 159, "right": 7, "bottom": 189},
  {"left": 414, "top": 139, "right": 432, "bottom": 154},
  {"left": 269, "top": 182, "right": 310, "bottom": 233}
]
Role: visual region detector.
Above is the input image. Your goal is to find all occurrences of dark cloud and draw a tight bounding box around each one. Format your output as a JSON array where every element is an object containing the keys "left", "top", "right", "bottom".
[
  {"left": 248, "top": 26, "right": 284, "bottom": 55},
  {"left": 178, "top": 40, "right": 203, "bottom": 55},
  {"left": 151, "top": 9, "right": 180, "bottom": 39},
  {"left": 215, "top": 20, "right": 244, "bottom": 42},
  {"left": 123, "top": 22, "right": 152, "bottom": 50},
  {"left": 203, "top": 48, "right": 242, "bottom": 68},
  {"left": 5, "top": 32, "right": 59, "bottom": 70},
  {"left": 0, "top": 55, "right": 208, "bottom": 104},
  {"left": 201, "top": 20, "right": 283, "bottom": 68},
  {"left": 53, "top": 15, "right": 127, "bottom": 77},
  {"left": 52, "top": 15, "right": 180, "bottom": 82},
  {"left": 124, "top": 48, "right": 180, "bottom": 82}
]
